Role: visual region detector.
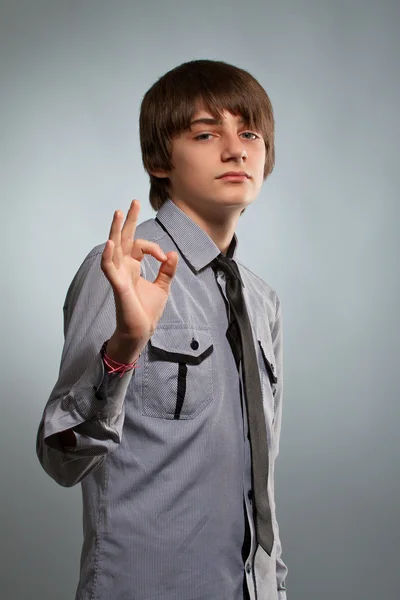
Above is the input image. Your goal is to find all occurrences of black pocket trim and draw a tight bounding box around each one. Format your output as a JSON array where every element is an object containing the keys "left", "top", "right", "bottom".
[
  {"left": 174, "top": 363, "right": 188, "bottom": 420},
  {"left": 258, "top": 341, "right": 278, "bottom": 385},
  {"left": 149, "top": 343, "right": 214, "bottom": 365}
]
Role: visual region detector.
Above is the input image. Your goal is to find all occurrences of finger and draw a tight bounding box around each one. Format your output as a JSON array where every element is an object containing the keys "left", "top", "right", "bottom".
[
  {"left": 108, "top": 210, "right": 124, "bottom": 243},
  {"left": 121, "top": 200, "right": 141, "bottom": 254},
  {"left": 131, "top": 239, "right": 168, "bottom": 262},
  {"left": 153, "top": 251, "right": 179, "bottom": 293},
  {"left": 101, "top": 239, "right": 117, "bottom": 279},
  {"left": 101, "top": 240, "right": 138, "bottom": 299},
  {"left": 108, "top": 210, "right": 125, "bottom": 268}
]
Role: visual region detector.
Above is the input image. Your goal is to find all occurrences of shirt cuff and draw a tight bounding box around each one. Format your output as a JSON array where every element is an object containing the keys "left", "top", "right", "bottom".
[{"left": 65, "top": 353, "right": 135, "bottom": 422}]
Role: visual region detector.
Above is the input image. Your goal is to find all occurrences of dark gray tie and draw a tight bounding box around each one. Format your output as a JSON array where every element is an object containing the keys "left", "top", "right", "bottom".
[{"left": 212, "top": 253, "right": 274, "bottom": 556}]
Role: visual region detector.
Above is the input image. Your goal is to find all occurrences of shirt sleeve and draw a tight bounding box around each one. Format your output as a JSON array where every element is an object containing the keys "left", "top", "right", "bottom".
[
  {"left": 36, "top": 245, "right": 139, "bottom": 488},
  {"left": 270, "top": 293, "right": 289, "bottom": 598}
]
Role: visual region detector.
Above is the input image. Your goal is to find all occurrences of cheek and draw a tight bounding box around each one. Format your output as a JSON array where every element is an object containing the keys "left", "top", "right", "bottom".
[
  {"left": 171, "top": 148, "right": 197, "bottom": 176},
  {"left": 252, "top": 153, "right": 265, "bottom": 178},
  {"left": 255, "top": 148, "right": 267, "bottom": 181},
  {"left": 173, "top": 153, "right": 210, "bottom": 186}
]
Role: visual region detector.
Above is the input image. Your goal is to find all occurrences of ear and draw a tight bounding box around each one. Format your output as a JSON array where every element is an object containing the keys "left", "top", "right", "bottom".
[{"left": 149, "top": 168, "right": 169, "bottom": 179}]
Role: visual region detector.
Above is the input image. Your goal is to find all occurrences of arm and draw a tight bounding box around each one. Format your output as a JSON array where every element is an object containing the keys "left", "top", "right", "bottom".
[
  {"left": 36, "top": 200, "right": 179, "bottom": 488},
  {"left": 36, "top": 247, "right": 136, "bottom": 487},
  {"left": 270, "top": 294, "right": 289, "bottom": 599}
]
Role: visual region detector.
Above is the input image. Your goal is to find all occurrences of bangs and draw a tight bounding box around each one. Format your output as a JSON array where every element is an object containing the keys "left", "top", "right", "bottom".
[{"left": 157, "top": 61, "right": 272, "bottom": 139}]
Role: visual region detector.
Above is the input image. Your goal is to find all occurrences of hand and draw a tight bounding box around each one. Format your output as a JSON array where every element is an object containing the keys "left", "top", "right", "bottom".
[{"left": 101, "top": 200, "right": 178, "bottom": 362}]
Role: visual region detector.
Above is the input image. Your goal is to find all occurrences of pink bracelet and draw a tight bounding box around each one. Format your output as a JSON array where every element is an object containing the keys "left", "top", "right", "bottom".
[{"left": 100, "top": 340, "right": 140, "bottom": 378}]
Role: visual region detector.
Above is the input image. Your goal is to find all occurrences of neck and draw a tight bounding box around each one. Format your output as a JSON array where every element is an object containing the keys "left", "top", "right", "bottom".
[{"left": 172, "top": 199, "right": 240, "bottom": 255}]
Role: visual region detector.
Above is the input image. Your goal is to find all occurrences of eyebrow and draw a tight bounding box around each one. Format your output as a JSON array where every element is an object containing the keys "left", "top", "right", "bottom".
[{"left": 189, "top": 116, "right": 245, "bottom": 127}]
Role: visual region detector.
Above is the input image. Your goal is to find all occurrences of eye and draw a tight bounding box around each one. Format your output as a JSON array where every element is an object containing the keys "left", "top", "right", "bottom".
[
  {"left": 193, "top": 131, "right": 260, "bottom": 141},
  {"left": 194, "top": 133, "right": 214, "bottom": 141},
  {"left": 240, "top": 132, "right": 260, "bottom": 140}
]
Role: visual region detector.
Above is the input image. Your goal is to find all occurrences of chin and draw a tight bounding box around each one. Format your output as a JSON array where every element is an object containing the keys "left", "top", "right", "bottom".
[
  {"left": 216, "top": 194, "right": 254, "bottom": 207},
  {"left": 208, "top": 201, "right": 252, "bottom": 216}
]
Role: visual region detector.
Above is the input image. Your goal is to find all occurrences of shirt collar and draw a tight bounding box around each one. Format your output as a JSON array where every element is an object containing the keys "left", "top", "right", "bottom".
[{"left": 155, "top": 199, "right": 239, "bottom": 273}]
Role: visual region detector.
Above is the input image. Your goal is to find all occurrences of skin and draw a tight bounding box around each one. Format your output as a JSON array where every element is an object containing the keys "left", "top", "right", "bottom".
[{"left": 59, "top": 104, "right": 266, "bottom": 447}]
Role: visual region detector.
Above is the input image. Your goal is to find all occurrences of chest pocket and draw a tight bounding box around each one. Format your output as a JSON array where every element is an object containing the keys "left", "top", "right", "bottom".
[
  {"left": 142, "top": 326, "right": 214, "bottom": 420},
  {"left": 257, "top": 339, "right": 278, "bottom": 425}
]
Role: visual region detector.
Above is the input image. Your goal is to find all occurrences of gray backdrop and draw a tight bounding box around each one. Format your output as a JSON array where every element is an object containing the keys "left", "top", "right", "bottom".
[{"left": 1, "top": 1, "right": 399, "bottom": 599}]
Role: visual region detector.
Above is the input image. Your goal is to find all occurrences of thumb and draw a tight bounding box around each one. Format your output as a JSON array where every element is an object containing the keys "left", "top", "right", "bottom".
[{"left": 153, "top": 251, "right": 179, "bottom": 293}]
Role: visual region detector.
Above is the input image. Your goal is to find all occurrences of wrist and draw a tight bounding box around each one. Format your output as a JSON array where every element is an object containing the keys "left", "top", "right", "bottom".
[{"left": 106, "top": 331, "right": 143, "bottom": 364}]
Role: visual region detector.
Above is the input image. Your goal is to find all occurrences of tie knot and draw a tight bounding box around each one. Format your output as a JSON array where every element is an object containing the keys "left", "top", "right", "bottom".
[{"left": 212, "top": 254, "right": 242, "bottom": 282}]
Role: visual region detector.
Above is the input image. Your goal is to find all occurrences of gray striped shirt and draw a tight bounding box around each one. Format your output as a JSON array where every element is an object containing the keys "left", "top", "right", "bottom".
[{"left": 36, "top": 198, "right": 288, "bottom": 600}]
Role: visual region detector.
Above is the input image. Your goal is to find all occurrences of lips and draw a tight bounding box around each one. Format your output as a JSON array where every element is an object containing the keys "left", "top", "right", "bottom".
[{"left": 217, "top": 171, "right": 250, "bottom": 178}]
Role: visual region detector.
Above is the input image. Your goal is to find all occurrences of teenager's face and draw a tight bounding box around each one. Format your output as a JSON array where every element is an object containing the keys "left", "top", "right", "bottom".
[{"left": 154, "top": 105, "right": 266, "bottom": 219}]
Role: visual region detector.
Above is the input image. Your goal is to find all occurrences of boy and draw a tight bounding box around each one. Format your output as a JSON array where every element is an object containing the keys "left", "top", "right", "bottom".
[{"left": 37, "top": 59, "right": 288, "bottom": 600}]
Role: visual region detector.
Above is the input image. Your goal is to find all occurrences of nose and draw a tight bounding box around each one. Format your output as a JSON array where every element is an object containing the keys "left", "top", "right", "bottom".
[{"left": 221, "top": 131, "right": 247, "bottom": 162}]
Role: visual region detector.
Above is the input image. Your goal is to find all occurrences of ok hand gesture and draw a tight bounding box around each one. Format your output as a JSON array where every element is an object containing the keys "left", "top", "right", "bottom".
[{"left": 101, "top": 200, "right": 178, "bottom": 362}]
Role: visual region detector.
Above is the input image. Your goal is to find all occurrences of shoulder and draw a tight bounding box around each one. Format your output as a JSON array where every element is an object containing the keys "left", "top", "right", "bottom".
[
  {"left": 70, "top": 217, "right": 162, "bottom": 286},
  {"left": 135, "top": 216, "right": 165, "bottom": 241},
  {"left": 78, "top": 217, "right": 162, "bottom": 268},
  {"left": 63, "top": 217, "right": 161, "bottom": 308},
  {"left": 236, "top": 259, "right": 281, "bottom": 317}
]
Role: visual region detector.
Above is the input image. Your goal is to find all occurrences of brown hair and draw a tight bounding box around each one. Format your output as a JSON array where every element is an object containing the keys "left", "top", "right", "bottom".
[{"left": 139, "top": 59, "right": 275, "bottom": 211}]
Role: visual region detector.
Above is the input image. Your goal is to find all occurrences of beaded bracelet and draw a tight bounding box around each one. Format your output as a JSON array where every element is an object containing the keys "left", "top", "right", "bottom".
[{"left": 100, "top": 339, "right": 140, "bottom": 378}]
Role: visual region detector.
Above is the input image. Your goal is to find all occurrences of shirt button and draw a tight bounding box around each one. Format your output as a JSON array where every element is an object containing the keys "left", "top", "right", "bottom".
[
  {"left": 190, "top": 338, "right": 199, "bottom": 350},
  {"left": 246, "top": 564, "right": 251, "bottom": 574},
  {"left": 247, "top": 490, "right": 253, "bottom": 501}
]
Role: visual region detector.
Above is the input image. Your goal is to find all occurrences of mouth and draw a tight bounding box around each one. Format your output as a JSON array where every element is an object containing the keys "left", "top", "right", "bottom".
[
  {"left": 217, "top": 171, "right": 250, "bottom": 181},
  {"left": 217, "top": 171, "right": 250, "bottom": 178}
]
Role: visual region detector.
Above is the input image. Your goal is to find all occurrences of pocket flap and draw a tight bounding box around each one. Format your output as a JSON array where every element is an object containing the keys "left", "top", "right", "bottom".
[{"left": 149, "top": 327, "right": 214, "bottom": 365}]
